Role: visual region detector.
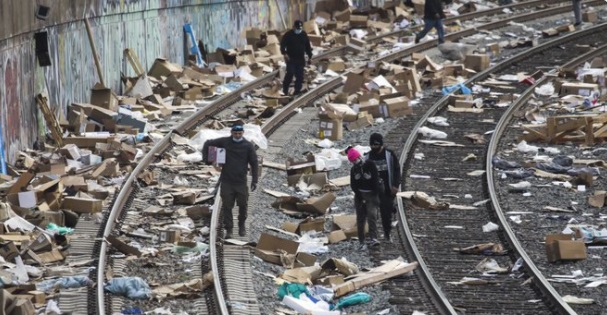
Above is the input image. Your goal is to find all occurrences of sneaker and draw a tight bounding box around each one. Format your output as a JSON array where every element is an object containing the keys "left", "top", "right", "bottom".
[
  {"left": 574, "top": 22, "right": 581, "bottom": 26},
  {"left": 384, "top": 235, "right": 393, "bottom": 243},
  {"left": 225, "top": 229, "right": 233, "bottom": 239},
  {"left": 359, "top": 243, "right": 367, "bottom": 250},
  {"left": 238, "top": 224, "right": 246, "bottom": 237},
  {"left": 369, "top": 239, "right": 380, "bottom": 247},
  {"left": 414, "top": 37, "right": 420, "bottom": 44}
]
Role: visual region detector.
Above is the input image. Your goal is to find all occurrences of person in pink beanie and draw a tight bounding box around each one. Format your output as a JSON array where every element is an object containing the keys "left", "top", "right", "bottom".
[{"left": 347, "top": 147, "right": 381, "bottom": 249}]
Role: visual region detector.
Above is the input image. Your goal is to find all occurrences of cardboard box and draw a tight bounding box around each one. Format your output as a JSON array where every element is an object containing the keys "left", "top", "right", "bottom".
[
  {"left": 90, "top": 84, "right": 118, "bottom": 111},
  {"left": 559, "top": 82, "right": 599, "bottom": 97},
  {"left": 296, "top": 192, "right": 336, "bottom": 215},
  {"left": 383, "top": 96, "right": 412, "bottom": 117},
  {"left": 159, "top": 230, "right": 181, "bottom": 243},
  {"left": 350, "top": 15, "right": 368, "bottom": 28},
  {"left": 545, "top": 234, "right": 587, "bottom": 262},
  {"left": 287, "top": 172, "right": 327, "bottom": 188},
  {"left": 318, "top": 111, "right": 344, "bottom": 141},
  {"left": 285, "top": 154, "right": 316, "bottom": 177},
  {"left": 347, "top": 112, "right": 374, "bottom": 130},
  {"left": 62, "top": 197, "right": 103, "bottom": 213},
  {"left": 323, "top": 103, "right": 358, "bottom": 122},
  {"left": 6, "top": 298, "right": 35, "bottom": 315},
  {"left": 59, "top": 144, "right": 81, "bottom": 160},
  {"left": 283, "top": 217, "right": 326, "bottom": 235},
  {"left": 328, "top": 230, "right": 347, "bottom": 243},
  {"left": 582, "top": 11, "right": 597, "bottom": 23},
  {"left": 464, "top": 54, "right": 490, "bottom": 72},
  {"left": 333, "top": 214, "right": 367, "bottom": 238},
  {"left": 148, "top": 58, "right": 183, "bottom": 79},
  {"left": 254, "top": 233, "right": 299, "bottom": 265},
  {"left": 28, "top": 233, "right": 53, "bottom": 253},
  {"left": 0, "top": 242, "right": 19, "bottom": 262},
  {"left": 342, "top": 69, "right": 366, "bottom": 94},
  {"left": 207, "top": 146, "right": 226, "bottom": 166},
  {"left": 333, "top": 260, "right": 419, "bottom": 297}
]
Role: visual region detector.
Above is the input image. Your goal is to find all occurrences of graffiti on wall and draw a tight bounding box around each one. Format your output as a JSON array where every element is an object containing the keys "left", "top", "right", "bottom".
[{"left": 0, "top": 0, "right": 324, "bottom": 164}]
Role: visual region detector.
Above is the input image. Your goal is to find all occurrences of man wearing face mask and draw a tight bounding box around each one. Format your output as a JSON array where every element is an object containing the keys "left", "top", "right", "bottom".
[
  {"left": 365, "top": 133, "right": 400, "bottom": 243},
  {"left": 280, "top": 20, "right": 313, "bottom": 96},
  {"left": 202, "top": 124, "right": 258, "bottom": 239}
]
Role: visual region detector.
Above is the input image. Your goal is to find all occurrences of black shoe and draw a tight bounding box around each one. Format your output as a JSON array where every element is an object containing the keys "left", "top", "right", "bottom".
[
  {"left": 238, "top": 223, "right": 246, "bottom": 237},
  {"left": 574, "top": 22, "right": 581, "bottom": 26},
  {"left": 225, "top": 229, "right": 233, "bottom": 239},
  {"left": 415, "top": 37, "right": 420, "bottom": 44}
]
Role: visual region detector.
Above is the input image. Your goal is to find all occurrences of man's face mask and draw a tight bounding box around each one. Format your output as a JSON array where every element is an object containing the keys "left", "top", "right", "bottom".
[
  {"left": 371, "top": 144, "right": 382, "bottom": 152},
  {"left": 295, "top": 29, "right": 302, "bottom": 34},
  {"left": 232, "top": 137, "right": 244, "bottom": 142}
]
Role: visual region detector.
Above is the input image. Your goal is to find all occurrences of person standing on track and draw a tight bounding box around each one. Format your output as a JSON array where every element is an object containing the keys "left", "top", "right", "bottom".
[
  {"left": 572, "top": 0, "right": 582, "bottom": 26},
  {"left": 348, "top": 148, "right": 381, "bottom": 249},
  {"left": 365, "top": 133, "right": 401, "bottom": 243},
  {"left": 414, "top": 0, "right": 447, "bottom": 45},
  {"left": 202, "top": 124, "right": 258, "bottom": 239},
  {"left": 280, "top": 20, "right": 313, "bottom": 97}
]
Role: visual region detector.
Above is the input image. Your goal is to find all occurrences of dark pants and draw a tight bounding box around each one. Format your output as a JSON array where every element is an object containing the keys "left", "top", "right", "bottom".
[
  {"left": 378, "top": 187, "right": 395, "bottom": 237},
  {"left": 416, "top": 18, "right": 445, "bottom": 44},
  {"left": 282, "top": 60, "right": 305, "bottom": 95},
  {"left": 355, "top": 191, "right": 379, "bottom": 243},
  {"left": 572, "top": 0, "right": 582, "bottom": 24},
  {"left": 220, "top": 182, "right": 248, "bottom": 230}
]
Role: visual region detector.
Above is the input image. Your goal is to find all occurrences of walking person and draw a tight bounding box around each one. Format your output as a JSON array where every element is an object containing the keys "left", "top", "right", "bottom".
[
  {"left": 365, "top": 133, "right": 401, "bottom": 243},
  {"left": 572, "top": 0, "right": 582, "bottom": 26},
  {"left": 202, "top": 124, "right": 258, "bottom": 238},
  {"left": 280, "top": 20, "right": 313, "bottom": 96},
  {"left": 414, "top": 0, "right": 447, "bottom": 45},
  {"left": 348, "top": 148, "right": 381, "bottom": 249}
]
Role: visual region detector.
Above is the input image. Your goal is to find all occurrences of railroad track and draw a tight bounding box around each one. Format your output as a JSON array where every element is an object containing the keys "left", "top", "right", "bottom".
[
  {"left": 41, "top": 2, "right": 605, "bottom": 314},
  {"left": 398, "top": 23, "right": 607, "bottom": 315}
]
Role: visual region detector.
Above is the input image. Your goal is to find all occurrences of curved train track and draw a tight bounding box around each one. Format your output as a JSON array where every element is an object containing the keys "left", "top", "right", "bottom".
[{"left": 41, "top": 2, "right": 606, "bottom": 314}]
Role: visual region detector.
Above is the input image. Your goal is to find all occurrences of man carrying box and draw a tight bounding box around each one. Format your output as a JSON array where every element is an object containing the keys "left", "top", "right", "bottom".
[{"left": 203, "top": 124, "right": 258, "bottom": 238}]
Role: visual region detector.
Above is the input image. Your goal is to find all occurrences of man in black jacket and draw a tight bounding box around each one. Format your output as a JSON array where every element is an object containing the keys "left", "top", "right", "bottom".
[
  {"left": 202, "top": 124, "right": 258, "bottom": 238},
  {"left": 280, "top": 20, "right": 313, "bottom": 96},
  {"left": 415, "top": 0, "right": 447, "bottom": 45},
  {"left": 365, "top": 133, "right": 401, "bottom": 243},
  {"left": 349, "top": 148, "right": 381, "bottom": 249}
]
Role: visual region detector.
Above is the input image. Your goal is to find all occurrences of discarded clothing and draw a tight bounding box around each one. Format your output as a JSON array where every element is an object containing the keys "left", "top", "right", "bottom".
[{"left": 105, "top": 277, "right": 152, "bottom": 299}]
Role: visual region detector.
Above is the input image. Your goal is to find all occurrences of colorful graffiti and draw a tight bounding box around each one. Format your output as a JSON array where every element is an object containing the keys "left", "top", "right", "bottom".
[{"left": 0, "top": 0, "right": 377, "bottom": 164}]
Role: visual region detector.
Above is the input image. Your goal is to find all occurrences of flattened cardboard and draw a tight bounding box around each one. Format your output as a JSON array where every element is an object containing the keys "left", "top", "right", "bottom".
[
  {"left": 107, "top": 235, "right": 142, "bottom": 257},
  {"left": 343, "top": 69, "right": 366, "bottom": 94},
  {"left": 334, "top": 260, "right": 419, "bottom": 297}
]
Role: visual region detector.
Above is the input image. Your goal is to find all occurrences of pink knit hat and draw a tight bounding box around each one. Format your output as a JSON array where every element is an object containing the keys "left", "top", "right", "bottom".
[{"left": 347, "top": 148, "right": 361, "bottom": 163}]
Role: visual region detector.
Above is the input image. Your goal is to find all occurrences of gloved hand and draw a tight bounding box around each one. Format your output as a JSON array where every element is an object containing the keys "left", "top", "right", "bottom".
[
  {"left": 205, "top": 160, "right": 213, "bottom": 166},
  {"left": 251, "top": 182, "right": 257, "bottom": 191}
]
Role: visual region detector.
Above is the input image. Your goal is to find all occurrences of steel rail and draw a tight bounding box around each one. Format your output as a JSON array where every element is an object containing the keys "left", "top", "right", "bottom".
[
  {"left": 375, "top": 0, "right": 606, "bottom": 63},
  {"left": 485, "top": 41, "right": 607, "bottom": 315},
  {"left": 397, "top": 22, "right": 607, "bottom": 315},
  {"left": 365, "top": 0, "right": 574, "bottom": 44},
  {"left": 94, "top": 3, "right": 607, "bottom": 312},
  {"left": 96, "top": 135, "right": 172, "bottom": 315}
]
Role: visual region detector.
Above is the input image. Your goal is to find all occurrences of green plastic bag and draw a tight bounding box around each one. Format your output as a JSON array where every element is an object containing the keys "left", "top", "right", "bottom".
[
  {"left": 332, "top": 292, "right": 371, "bottom": 310},
  {"left": 277, "top": 283, "right": 308, "bottom": 300},
  {"left": 46, "top": 223, "right": 74, "bottom": 235}
]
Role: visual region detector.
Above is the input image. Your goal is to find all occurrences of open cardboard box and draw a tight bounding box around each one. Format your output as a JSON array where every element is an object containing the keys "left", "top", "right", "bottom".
[
  {"left": 283, "top": 217, "right": 326, "bottom": 235},
  {"left": 254, "top": 233, "right": 315, "bottom": 267}
]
